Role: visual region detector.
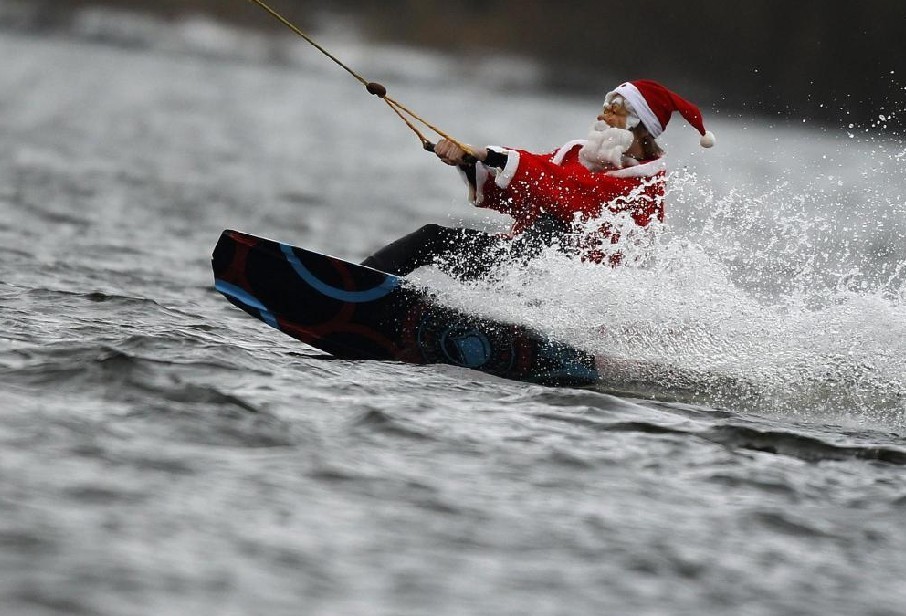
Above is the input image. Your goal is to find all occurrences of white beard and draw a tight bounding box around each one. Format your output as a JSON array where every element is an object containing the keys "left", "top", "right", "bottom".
[{"left": 578, "top": 121, "right": 635, "bottom": 172}]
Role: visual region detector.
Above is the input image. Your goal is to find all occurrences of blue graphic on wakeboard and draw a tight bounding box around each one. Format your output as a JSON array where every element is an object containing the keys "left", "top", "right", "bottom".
[
  {"left": 280, "top": 243, "right": 399, "bottom": 303},
  {"left": 438, "top": 326, "right": 493, "bottom": 368}
]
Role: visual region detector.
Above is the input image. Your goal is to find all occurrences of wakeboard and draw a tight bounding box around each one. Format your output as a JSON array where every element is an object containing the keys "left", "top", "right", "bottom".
[{"left": 212, "top": 230, "right": 599, "bottom": 386}]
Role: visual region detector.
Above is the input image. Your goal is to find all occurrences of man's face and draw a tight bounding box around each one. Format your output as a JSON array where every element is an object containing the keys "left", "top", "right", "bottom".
[{"left": 597, "top": 101, "right": 629, "bottom": 129}]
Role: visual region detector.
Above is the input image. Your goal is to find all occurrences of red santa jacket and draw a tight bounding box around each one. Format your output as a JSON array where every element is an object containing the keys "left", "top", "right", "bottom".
[{"left": 462, "top": 140, "right": 666, "bottom": 262}]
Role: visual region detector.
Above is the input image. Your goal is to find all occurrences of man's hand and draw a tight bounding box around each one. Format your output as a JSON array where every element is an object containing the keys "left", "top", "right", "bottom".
[{"left": 434, "top": 139, "right": 488, "bottom": 166}]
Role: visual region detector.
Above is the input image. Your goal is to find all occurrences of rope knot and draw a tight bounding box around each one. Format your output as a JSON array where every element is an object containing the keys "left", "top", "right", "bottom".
[{"left": 365, "top": 82, "right": 387, "bottom": 98}]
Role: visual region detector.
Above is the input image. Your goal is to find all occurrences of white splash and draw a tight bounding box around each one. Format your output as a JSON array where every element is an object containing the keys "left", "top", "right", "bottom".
[{"left": 417, "top": 153, "right": 906, "bottom": 426}]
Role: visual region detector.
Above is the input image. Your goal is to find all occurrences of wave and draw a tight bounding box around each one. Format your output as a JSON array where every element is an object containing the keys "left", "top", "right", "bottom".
[{"left": 520, "top": 389, "right": 906, "bottom": 466}]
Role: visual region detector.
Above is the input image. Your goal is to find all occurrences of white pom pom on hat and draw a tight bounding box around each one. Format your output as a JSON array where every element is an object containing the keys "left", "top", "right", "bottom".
[{"left": 606, "top": 80, "right": 716, "bottom": 148}]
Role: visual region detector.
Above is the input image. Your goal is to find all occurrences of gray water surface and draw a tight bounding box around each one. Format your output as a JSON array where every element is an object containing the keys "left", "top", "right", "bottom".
[{"left": 2, "top": 16, "right": 906, "bottom": 616}]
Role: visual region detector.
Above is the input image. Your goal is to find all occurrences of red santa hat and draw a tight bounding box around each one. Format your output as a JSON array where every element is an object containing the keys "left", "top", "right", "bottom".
[{"left": 604, "top": 79, "right": 716, "bottom": 148}]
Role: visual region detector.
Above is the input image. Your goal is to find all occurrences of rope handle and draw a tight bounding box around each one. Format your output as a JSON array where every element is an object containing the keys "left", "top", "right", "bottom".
[{"left": 422, "top": 141, "right": 479, "bottom": 166}]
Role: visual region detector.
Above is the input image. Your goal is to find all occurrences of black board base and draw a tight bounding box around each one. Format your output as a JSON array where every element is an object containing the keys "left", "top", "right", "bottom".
[{"left": 212, "top": 230, "right": 599, "bottom": 386}]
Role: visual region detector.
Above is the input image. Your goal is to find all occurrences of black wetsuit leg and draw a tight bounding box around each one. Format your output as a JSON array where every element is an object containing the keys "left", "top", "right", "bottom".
[
  {"left": 361, "top": 214, "right": 572, "bottom": 280},
  {"left": 361, "top": 224, "right": 504, "bottom": 280},
  {"left": 508, "top": 213, "right": 572, "bottom": 264}
]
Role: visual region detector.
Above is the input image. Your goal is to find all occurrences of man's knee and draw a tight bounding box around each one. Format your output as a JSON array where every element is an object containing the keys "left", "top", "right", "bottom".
[
  {"left": 413, "top": 223, "right": 446, "bottom": 242},
  {"left": 414, "top": 224, "right": 465, "bottom": 252}
]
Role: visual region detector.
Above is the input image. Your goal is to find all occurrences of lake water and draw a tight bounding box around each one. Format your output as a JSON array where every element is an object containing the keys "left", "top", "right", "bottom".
[{"left": 2, "top": 8, "right": 906, "bottom": 615}]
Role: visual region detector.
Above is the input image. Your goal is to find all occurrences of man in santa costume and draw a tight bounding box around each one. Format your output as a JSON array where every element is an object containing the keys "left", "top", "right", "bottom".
[{"left": 362, "top": 79, "right": 715, "bottom": 278}]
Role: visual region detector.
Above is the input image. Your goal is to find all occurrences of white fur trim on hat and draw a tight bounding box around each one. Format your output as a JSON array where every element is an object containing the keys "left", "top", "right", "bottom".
[{"left": 608, "top": 82, "right": 663, "bottom": 138}]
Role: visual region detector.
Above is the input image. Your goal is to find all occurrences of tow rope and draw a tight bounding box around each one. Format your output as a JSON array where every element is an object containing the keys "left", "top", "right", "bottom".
[{"left": 246, "top": 0, "right": 478, "bottom": 159}]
